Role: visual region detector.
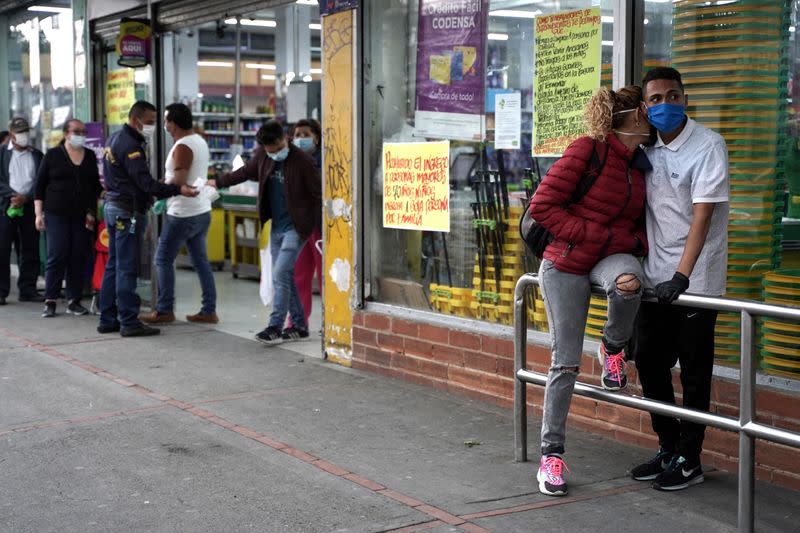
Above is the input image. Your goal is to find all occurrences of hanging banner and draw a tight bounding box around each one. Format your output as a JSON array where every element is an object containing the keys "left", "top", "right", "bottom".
[
  {"left": 414, "top": 0, "right": 488, "bottom": 141},
  {"left": 116, "top": 18, "right": 151, "bottom": 68},
  {"left": 106, "top": 69, "right": 136, "bottom": 126},
  {"left": 383, "top": 141, "right": 450, "bottom": 232},
  {"left": 85, "top": 122, "right": 106, "bottom": 184},
  {"left": 319, "top": 0, "right": 359, "bottom": 15},
  {"left": 494, "top": 92, "right": 521, "bottom": 150},
  {"left": 533, "top": 8, "right": 601, "bottom": 156}
]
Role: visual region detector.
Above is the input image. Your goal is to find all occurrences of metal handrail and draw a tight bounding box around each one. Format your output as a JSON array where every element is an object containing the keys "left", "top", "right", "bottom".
[{"left": 513, "top": 274, "right": 800, "bottom": 533}]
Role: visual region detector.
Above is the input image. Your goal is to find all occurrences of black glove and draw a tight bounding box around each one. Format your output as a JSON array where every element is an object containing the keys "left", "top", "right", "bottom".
[{"left": 655, "top": 272, "right": 690, "bottom": 304}]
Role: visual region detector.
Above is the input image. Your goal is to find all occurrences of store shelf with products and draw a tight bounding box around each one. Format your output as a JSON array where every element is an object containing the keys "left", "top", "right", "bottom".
[
  {"left": 198, "top": 111, "right": 273, "bottom": 165},
  {"left": 221, "top": 193, "right": 262, "bottom": 280}
]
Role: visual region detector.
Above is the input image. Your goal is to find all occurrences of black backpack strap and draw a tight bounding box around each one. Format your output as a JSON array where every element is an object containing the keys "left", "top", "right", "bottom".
[{"left": 568, "top": 138, "right": 609, "bottom": 206}]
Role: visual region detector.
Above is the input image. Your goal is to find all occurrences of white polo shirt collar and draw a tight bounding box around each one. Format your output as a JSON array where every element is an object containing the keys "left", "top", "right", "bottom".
[{"left": 654, "top": 117, "right": 696, "bottom": 152}]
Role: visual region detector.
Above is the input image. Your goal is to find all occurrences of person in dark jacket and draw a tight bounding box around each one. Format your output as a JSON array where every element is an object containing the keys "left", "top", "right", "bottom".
[
  {"left": 210, "top": 120, "right": 321, "bottom": 345},
  {"left": 528, "top": 86, "right": 652, "bottom": 497},
  {"left": 34, "top": 119, "right": 103, "bottom": 318},
  {"left": 0, "top": 117, "right": 44, "bottom": 305},
  {"left": 97, "top": 101, "right": 198, "bottom": 337}
]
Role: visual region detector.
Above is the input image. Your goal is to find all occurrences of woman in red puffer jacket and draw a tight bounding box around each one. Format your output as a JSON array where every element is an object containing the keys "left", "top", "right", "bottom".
[{"left": 531, "top": 86, "right": 653, "bottom": 498}]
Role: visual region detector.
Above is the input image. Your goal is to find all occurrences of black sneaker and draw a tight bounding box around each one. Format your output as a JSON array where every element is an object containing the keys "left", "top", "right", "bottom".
[
  {"left": 0, "top": 296, "right": 6, "bottom": 305},
  {"left": 652, "top": 455, "right": 704, "bottom": 491},
  {"left": 97, "top": 322, "right": 121, "bottom": 334},
  {"left": 120, "top": 324, "right": 161, "bottom": 337},
  {"left": 19, "top": 292, "right": 45, "bottom": 303},
  {"left": 41, "top": 301, "right": 56, "bottom": 318},
  {"left": 66, "top": 301, "right": 89, "bottom": 316},
  {"left": 255, "top": 326, "right": 284, "bottom": 346},
  {"left": 631, "top": 448, "right": 676, "bottom": 481},
  {"left": 281, "top": 327, "right": 309, "bottom": 342},
  {"left": 598, "top": 341, "right": 628, "bottom": 391}
]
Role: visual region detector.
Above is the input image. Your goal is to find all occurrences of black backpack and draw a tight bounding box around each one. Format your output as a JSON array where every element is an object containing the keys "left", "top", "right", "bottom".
[{"left": 520, "top": 139, "right": 610, "bottom": 258}]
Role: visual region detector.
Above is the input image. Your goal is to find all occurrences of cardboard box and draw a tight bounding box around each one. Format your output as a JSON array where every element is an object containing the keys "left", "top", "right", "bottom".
[{"left": 377, "top": 277, "right": 431, "bottom": 311}]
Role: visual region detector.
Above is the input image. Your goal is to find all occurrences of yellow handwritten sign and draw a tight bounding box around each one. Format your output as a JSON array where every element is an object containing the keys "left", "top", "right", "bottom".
[
  {"left": 106, "top": 69, "right": 135, "bottom": 125},
  {"left": 383, "top": 141, "right": 450, "bottom": 232},
  {"left": 533, "top": 8, "right": 601, "bottom": 156}
]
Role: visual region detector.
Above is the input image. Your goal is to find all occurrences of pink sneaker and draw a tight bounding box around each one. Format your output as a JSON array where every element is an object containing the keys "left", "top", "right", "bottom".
[
  {"left": 537, "top": 455, "right": 569, "bottom": 496},
  {"left": 598, "top": 341, "right": 628, "bottom": 391}
]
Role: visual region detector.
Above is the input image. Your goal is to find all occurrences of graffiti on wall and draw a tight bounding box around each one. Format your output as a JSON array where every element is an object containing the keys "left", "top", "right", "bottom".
[{"left": 322, "top": 9, "right": 354, "bottom": 365}]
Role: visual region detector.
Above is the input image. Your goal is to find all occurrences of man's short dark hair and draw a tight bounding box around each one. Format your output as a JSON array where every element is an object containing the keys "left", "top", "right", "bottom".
[
  {"left": 642, "top": 67, "right": 684, "bottom": 93},
  {"left": 256, "top": 120, "right": 286, "bottom": 146},
  {"left": 165, "top": 103, "right": 193, "bottom": 130},
  {"left": 129, "top": 100, "right": 157, "bottom": 119}
]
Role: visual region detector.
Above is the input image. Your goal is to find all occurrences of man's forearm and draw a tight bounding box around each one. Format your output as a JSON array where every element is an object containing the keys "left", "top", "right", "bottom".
[
  {"left": 676, "top": 203, "right": 715, "bottom": 278},
  {"left": 34, "top": 199, "right": 43, "bottom": 217}
]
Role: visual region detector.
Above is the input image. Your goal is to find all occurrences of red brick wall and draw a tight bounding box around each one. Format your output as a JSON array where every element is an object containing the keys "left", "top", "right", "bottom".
[{"left": 352, "top": 310, "right": 800, "bottom": 491}]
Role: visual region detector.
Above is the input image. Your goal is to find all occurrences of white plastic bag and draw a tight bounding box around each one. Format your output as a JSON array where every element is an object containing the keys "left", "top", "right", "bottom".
[{"left": 259, "top": 222, "right": 273, "bottom": 306}]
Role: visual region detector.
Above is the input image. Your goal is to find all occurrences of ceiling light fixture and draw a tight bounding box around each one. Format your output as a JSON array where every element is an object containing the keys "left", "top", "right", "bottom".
[
  {"left": 245, "top": 63, "right": 276, "bottom": 70},
  {"left": 224, "top": 18, "right": 276, "bottom": 28},
  {"left": 197, "top": 60, "right": 233, "bottom": 67},
  {"left": 489, "top": 9, "right": 541, "bottom": 19}
]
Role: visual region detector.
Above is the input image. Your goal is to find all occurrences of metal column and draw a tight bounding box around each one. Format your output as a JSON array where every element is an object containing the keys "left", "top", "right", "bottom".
[
  {"left": 234, "top": 18, "right": 241, "bottom": 149},
  {"left": 738, "top": 310, "right": 756, "bottom": 533}
]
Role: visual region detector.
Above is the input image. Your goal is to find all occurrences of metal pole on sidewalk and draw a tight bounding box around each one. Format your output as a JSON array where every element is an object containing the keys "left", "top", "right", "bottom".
[
  {"left": 738, "top": 310, "right": 756, "bottom": 533},
  {"left": 514, "top": 275, "right": 532, "bottom": 462}
]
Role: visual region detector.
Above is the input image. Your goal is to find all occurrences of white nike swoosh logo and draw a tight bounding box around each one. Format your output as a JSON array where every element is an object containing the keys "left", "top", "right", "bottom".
[
  {"left": 687, "top": 313, "right": 698, "bottom": 318},
  {"left": 682, "top": 468, "right": 696, "bottom": 477}
]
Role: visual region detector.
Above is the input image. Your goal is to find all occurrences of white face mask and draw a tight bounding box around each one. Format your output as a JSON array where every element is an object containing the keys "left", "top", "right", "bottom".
[
  {"left": 13, "top": 133, "right": 29, "bottom": 147},
  {"left": 141, "top": 124, "right": 156, "bottom": 138},
  {"left": 68, "top": 135, "right": 86, "bottom": 148}
]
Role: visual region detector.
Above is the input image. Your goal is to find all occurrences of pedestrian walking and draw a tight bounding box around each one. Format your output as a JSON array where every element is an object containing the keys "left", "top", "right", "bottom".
[
  {"left": 34, "top": 119, "right": 102, "bottom": 317},
  {"left": 629, "top": 67, "right": 730, "bottom": 492},
  {"left": 97, "top": 100, "right": 198, "bottom": 337},
  {"left": 140, "top": 103, "right": 217, "bottom": 325},
  {"left": 529, "top": 86, "right": 652, "bottom": 496},
  {"left": 0, "top": 117, "right": 44, "bottom": 305},
  {"left": 290, "top": 118, "right": 323, "bottom": 329},
  {"left": 210, "top": 120, "right": 321, "bottom": 346}
]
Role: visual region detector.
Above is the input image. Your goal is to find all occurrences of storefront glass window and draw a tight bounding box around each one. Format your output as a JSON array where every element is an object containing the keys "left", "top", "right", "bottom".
[
  {"left": 7, "top": 6, "right": 74, "bottom": 151},
  {"left": 164, "top": 4, "right": 321, "bottom": 178},
  {"left": 643, "top": 0, "right": 799, "bottom": 376},
  {"left": 365, "top": 1, "right": 614, "bottom": 332}
]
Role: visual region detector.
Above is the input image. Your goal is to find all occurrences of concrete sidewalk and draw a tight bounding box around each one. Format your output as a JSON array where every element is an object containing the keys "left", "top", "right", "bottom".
[{"left": 0, "top": 301, "right": 797, "bottom": 532}]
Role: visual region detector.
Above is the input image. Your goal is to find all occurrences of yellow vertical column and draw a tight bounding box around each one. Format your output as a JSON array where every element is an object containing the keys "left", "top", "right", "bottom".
[{"left": 322, "top": 9, "right": 355, "bottom": 366}]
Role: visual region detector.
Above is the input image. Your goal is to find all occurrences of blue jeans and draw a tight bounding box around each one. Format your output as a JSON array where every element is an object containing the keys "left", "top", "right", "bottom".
[
  {"left": 155, "top": 212, "right": 216, "bottom": 314},
  {"left": 269, "top": 228, "right": 307, "bottom": 330},
  {"left": 99, "top": 203, "right": 147, "bottom": 329}
]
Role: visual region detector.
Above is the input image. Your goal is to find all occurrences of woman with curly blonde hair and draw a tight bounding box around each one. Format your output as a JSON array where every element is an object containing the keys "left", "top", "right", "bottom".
[{"left": 529, "top": 85, "right": 653, "bottom": 496}]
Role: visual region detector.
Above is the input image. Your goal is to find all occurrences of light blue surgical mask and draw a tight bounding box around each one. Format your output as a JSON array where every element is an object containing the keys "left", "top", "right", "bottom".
[
  {"left": 293, "top": 137, "right": 315, "bottom": 153},
  {"left": 267, "top": 146, "right": 290, "bottom": 162}
]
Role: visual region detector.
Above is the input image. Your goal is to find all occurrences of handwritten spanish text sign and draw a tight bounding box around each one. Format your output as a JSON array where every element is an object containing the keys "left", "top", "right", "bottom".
[
  {"left": 383, "top": 141, "right": 450, "bottom": 232},
  {"left": 533, "top": 8, "right": 601, "bottom": 156}
]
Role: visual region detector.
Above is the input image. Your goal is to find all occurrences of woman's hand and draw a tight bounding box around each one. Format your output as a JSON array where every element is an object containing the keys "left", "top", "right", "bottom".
[{"left": 35, "top": 213, "right": 45, "bottom": 232}]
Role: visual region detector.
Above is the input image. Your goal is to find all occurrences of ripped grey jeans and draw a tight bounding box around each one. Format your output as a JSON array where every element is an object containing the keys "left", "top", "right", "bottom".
[{"left": 539, "top": 253, "right": 644, "bottom": 455}]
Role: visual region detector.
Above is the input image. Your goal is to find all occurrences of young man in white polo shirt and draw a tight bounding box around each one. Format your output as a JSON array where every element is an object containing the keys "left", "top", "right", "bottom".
[{"left": 629, "top": 67, "right": 729, "bottom": 491}]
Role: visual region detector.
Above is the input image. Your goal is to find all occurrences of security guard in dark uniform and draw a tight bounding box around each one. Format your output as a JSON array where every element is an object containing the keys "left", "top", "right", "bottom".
[{"left": 97, "top": 100, "right": 197, "bottom": 337}]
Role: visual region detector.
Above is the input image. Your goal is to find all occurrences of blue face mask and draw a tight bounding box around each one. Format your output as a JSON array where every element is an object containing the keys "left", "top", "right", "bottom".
[
  {"left": 293, "top": 137, "right": 315, "bottom": 153},
  {"left": 647, "top": 103, "right": 685, "bottom": 134},
  {"left": 267, "top": 146, "right": 290, "bottom": 162}
]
